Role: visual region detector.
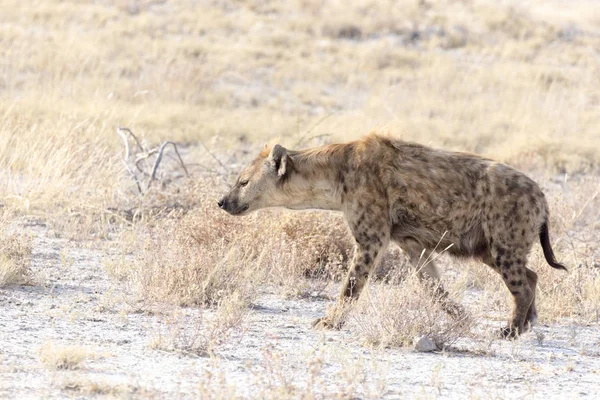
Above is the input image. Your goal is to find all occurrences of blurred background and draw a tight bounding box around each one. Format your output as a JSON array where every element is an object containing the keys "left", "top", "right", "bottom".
[{"left": 1, "top": 0, "right": 599, "bottom": 216}]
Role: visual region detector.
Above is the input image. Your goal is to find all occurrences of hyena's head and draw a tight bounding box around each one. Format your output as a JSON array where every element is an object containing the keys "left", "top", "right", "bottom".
[{"left": 218, "top": 144, "right": 292, "bottom": 216}]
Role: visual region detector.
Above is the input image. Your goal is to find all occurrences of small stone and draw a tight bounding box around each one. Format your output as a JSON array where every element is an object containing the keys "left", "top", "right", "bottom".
[{"left": 413, "top": 335, "right": 438, "bottom": 352}]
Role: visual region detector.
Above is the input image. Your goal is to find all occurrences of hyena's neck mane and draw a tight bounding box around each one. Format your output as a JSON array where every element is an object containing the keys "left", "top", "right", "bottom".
[
  {"left": 278, "top": 143, "right": 349, "bottom": 211},
  {"left": 289, "top": 143, "right": 348, "bottom": 171}
]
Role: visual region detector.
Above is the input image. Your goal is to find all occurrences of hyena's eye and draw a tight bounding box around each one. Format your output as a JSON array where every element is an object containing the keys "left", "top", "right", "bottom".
[{"left": 239, "top": 180, "right": 249, "bottom": 187}]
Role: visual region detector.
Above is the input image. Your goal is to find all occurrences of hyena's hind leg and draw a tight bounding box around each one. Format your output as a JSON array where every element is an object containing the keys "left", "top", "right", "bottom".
[
  {"left": 524, "top": 268, "right": 538, "bottom": 328},
  {"left": 400, "top": 240, "right": 465, "bottom": 320},
  {"left": 483, "top": 244, "right": 535, "bottom": 339}
]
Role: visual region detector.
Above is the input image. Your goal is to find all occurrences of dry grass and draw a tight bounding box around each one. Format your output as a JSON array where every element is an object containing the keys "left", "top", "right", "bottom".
[
  {"left": 194, "top": 348, "right": 390, "bottom": 399},
  {"left": 38, "top": 341, "right": 95, "bottom": 370},
  {"left": 128, "top": 212, "right": 257, "bottom": 307},
  {"left": 350, "top": 274, "right": 473, "bottom": 349},
  {"left": 1, "top": 1, "right": 599, "bottom": 173},
  {"left": 60, "top": 377, "right": 142, "bottom": 397},
  {"left": 226, "top": 345, "right": 390, "bottom": 399},
  {"left": 0, "top": 225, "right": 32, "bottom": 286},
  {"left": 148, "top": 291, "right": 248, "bottom": 357}
]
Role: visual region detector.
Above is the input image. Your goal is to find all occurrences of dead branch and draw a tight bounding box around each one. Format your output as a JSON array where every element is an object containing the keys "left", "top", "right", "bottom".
[
  {"left": 117, "top": 127, "right": 144, "bottom": 155},
  {"left": 124, "top": 161, "right": 143, "bottom": 194},
  {"left": 134, "top": 148, "right": 159, "bottom": 175},
  {"left": 117, "top": 128, "right": 143, "bottom": 194},
  {"left": 147, "top": 141, "right": 189, "bottom": 190},
  {"left": 116, "top": 127, "right": 190, "bottom": 195},
  {"left": 117, "top": 128, "right": 132, "bottom": 160}
]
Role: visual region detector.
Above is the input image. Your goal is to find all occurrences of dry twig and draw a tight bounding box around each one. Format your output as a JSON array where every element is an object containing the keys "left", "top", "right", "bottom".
[
  {"left": 147, "top": 141, "right": 190, "bottom": 190},
  {"left": 116, "top": 127, "right": 190, "bottom": 195}
]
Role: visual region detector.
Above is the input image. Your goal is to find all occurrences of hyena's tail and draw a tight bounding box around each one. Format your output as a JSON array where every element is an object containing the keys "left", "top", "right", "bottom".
[{"left": 539, "top": 221, "right": 567, "bottom": 271}]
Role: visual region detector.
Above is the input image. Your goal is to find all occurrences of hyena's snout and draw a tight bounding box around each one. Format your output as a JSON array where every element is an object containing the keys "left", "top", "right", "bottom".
[{"left": 217, "top": 195, "right": 249, "bottom": 216}]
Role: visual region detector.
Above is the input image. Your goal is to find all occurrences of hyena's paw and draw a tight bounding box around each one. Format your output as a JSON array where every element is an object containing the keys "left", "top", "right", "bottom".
[
  {"left": 312, "top": 317, "right": 343, "bottom": 330},
  {"left": 313, "top": 300, "right": 352, "bottom": 330},
  {"left": 499, "top": 326, "right": 524, "bottom": 340}
]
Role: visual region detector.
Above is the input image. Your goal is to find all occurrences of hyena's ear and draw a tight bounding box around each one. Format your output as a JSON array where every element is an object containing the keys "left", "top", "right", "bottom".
[{"left": 268, "top": 144, "right": 289, "bottom": 178}]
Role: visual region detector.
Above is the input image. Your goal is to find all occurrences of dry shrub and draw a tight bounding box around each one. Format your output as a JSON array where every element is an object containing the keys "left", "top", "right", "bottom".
[
  {"left": 38, "top": 341, "right": 94, "bottom": 370},
  {"left": 271, "top": 211, "right": 352, "bottom": 280},
  {"left": 250, "top": 210, "right": 356, "bottom": 299},
  {"left": 128, "top": 201, "right": 258, "bottom": 307},
  {"left": 531, "top": 179, "right": 600, "bottom": 323},
  {"left": 349, "top": 274, "right": 473, "bottom": 349},
  {"left": 0, "top": 230, "right": 33, "bottom": 286}
]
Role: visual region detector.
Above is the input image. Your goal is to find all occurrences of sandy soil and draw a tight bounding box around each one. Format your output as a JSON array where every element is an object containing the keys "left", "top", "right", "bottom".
[{"left": 1, "top": 215, "right": 599, "bottom": 399}]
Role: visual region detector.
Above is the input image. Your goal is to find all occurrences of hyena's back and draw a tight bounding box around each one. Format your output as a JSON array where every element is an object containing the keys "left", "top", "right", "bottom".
[{"left": 366, "top": 138, "right": 548, "bottom": 260}]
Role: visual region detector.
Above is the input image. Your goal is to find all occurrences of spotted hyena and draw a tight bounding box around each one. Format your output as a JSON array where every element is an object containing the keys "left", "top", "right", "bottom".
[{"left": 218, "top": 133, "right": 566, "bottom": 338}]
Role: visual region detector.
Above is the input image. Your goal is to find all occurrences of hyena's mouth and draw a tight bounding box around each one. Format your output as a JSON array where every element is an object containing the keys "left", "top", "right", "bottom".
[{"left": 227, "top": 204, "right": 249, "bottom": 216}]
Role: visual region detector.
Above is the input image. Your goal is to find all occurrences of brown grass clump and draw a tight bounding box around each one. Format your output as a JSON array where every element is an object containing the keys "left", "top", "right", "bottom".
[
  {"left": 251, "top": 210, "right": 356, "bottom": 299},
  {"left": 0, "top": 228, "right": 33, "bottom": 286},
  {"left": 349, "top": 274, "right": 473, "bottom": 349},
  {"left": 38, "top": 341, "right": 94, "bottom": 370},
  {"left": 126, "top": 185, "right": 259, "bottom": 306}
]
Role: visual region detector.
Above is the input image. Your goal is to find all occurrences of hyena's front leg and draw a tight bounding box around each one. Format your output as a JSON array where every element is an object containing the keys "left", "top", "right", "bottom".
[{"left": 313, "top": 204, "right": 390, "bottom": 330}]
